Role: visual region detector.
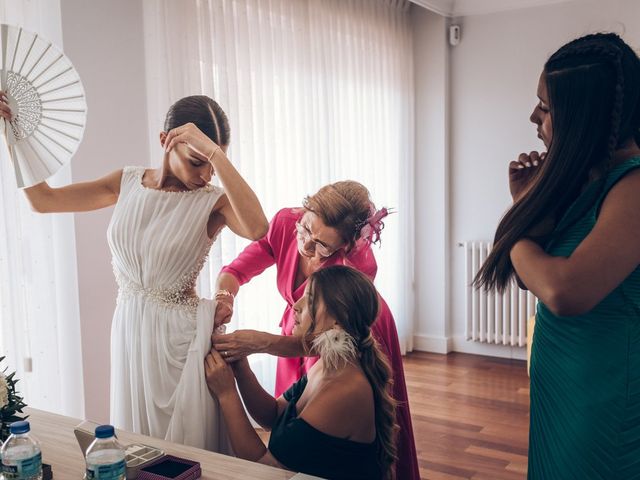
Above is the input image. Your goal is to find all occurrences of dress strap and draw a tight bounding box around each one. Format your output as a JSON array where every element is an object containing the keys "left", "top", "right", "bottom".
[
  {"left": 593, "top": 156, "right": 640, "bottom": 216},
  {"left": 120, "top": 166, "right": 145, "bottom": 188}
]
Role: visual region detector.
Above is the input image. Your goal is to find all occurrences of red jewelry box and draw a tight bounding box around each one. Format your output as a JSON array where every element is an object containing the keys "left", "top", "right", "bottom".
[{"left": 137, "top": 455, "right": 201, "bottom": 480}]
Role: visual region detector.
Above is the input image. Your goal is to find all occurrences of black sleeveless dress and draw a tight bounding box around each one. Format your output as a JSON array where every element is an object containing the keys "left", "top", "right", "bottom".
[{"left": 268, "top": 375, "right": 383, "bottom": 480}]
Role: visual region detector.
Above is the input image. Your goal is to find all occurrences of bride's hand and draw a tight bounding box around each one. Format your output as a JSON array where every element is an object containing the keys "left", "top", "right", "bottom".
[
  {"left": 163, "top": 122, "right": 221, "bottom": 162},
  {"left": 213, "top": 290, "right": 234, "bottom": 328},
  {"left": 0, "top": 91, "right": 12, "bottom": 120}
]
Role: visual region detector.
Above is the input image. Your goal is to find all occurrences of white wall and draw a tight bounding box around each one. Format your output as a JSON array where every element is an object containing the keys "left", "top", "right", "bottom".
[
  {"left": 412, "top": 7, "right": 452, "bottom": 354},
  {"left": 60, "top": 0, "right": 149, "bottom": 422},
  {"left": 414, "top": 0, "right": 640, "bottom": 358}
]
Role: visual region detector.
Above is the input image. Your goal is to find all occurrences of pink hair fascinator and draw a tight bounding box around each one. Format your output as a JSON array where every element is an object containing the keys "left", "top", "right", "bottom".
[{"left": 358, "top": 206, "right": 393, "bottom": 245}]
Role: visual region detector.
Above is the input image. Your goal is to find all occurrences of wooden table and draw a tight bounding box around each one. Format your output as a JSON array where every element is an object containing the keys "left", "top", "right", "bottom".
[{"left": 25, "top": 408, "right": 296, "bottom": 479}]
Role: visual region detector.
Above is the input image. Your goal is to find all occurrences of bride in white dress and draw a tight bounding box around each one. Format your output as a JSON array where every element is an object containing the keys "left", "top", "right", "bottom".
[{"left": 3, "top": 95, "right": 268, "bottom": 451}]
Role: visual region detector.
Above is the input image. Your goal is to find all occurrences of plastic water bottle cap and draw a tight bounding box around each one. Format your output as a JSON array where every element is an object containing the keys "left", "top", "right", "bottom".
[
  {"left": 9, "top": 421, "right": 30, "bottom": 434},
  {"left": 95, "top": 425, "right": 115, "bottom": 439}
]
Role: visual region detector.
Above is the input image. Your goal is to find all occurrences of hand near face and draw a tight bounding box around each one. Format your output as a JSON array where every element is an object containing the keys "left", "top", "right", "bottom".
[
  {"left": 509, "top": 151, "right": 546, "bottom": 202},
  {"left": 204, "top": 348, "right": 236, "bottom": 398},
  {"left": 163, "top": 122, "right": 220, "bottom": 163}
]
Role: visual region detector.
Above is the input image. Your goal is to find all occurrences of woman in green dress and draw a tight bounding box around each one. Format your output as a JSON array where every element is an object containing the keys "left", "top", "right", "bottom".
[{"left": 476, "top": 33, "right": 640, "bottom": 479}]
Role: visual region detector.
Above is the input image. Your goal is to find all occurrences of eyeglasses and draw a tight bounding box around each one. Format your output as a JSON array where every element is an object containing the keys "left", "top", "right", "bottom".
[{"left": 295, "top": 221, "right": 338, "bottom": 258}]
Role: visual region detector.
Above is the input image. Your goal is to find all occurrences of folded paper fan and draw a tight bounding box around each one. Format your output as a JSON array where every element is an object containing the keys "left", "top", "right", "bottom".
[{"left": 0, "top": 23, "right": 87, "bottom": 188}]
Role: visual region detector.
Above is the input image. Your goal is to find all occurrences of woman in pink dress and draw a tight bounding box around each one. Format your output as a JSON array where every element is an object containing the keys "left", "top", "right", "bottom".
[{"left": 212, "top": 181, "right": 419, "bottom": 480}]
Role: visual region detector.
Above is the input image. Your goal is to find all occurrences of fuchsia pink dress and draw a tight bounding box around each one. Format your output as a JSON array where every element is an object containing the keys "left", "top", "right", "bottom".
[{"left": 221, "top": 208, "right": 420, "bottom": 480}]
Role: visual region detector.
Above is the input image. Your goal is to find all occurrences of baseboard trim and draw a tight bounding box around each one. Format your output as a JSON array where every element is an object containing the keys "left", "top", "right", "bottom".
[
  {"left": 413, "top": 334, "right": 526, "bottom": 360},
  {"left": 412, "top": 334, "right": 452, "bottom": 354}
]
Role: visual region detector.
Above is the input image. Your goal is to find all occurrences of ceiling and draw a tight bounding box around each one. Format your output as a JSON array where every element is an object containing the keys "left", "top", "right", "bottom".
[{"left": 409, "top": 0, "right": 578, "bottom": 17}]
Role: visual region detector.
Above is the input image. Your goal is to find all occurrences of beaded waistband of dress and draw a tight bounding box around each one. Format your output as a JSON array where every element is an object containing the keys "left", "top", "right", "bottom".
[{"left": 115, "top": 276, "right": 199, "bottom": 311}]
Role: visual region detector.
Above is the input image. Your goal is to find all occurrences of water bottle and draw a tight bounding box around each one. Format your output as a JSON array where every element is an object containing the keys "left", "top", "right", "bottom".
[
  {"left": 0, "top": 421, "right": 43, "bottom": 480},
  {"left": 85, "top": 425, "right": 126, "bottom": 480}
]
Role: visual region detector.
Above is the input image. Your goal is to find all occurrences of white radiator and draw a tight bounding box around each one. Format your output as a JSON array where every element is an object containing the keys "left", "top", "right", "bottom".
[{"left": 462, "top": 241, "right": 536, "bottom": 347}]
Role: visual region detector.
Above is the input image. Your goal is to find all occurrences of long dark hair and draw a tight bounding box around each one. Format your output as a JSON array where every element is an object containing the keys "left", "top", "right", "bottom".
[
  {"left": 164, "top": 95, "right": 230, "bottom": 146},
  {"left": 476, "top": 33, "right": 640, "bottom": 291},
  {"left": 306, "top": 265, "right": 397, "bottom": 478}
]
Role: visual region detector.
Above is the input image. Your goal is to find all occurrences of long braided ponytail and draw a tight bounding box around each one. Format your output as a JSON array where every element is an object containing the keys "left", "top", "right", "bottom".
[
  {"left": 307, "top": 265, "right": 398, "bottom": 478},
  {"left": 476, "top": 33, "right": 640, "bottom": 291}
]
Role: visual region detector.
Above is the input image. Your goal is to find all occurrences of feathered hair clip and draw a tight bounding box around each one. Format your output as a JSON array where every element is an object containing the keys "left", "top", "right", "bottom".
[{"left": 312, "top": 328, "right": 358, "bottom": 371}]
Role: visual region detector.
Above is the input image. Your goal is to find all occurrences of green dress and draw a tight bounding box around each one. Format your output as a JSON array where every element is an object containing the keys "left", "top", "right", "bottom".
[{"left": 529, "top": 157, "right": 640, "bottom": 479}]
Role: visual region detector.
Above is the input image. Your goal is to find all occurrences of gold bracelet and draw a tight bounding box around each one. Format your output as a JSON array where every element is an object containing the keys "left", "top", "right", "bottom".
[{"left": 215, "top": 289, "right": 235, "bottom": 300}]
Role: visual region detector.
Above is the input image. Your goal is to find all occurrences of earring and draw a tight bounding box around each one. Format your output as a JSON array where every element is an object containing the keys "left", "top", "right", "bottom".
[{"left": 312, "top": 328, "right": 357, "bottom": 371}]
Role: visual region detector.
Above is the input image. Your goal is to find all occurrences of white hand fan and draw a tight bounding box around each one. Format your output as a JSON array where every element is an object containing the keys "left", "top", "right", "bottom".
[{"left": 0, "top": 23, "right": 87, "bottom": 188}]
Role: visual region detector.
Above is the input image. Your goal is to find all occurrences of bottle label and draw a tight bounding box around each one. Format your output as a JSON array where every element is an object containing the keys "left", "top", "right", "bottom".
[
  {"left": 1, "top": 451, "right": 42, "bottom": 478},
  {"left": 85, "top": 459, "right": 126, "bottom": 479}
]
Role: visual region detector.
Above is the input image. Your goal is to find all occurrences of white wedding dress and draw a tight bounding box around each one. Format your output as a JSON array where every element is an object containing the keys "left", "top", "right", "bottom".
[{"left": 107, "top": 166, "right": 231, "bottom": 452}]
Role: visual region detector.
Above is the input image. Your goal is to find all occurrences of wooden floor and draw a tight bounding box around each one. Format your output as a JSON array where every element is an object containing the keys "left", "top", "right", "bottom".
[{"left": 404, "top": 351, "right": 530, "bottom": 480}]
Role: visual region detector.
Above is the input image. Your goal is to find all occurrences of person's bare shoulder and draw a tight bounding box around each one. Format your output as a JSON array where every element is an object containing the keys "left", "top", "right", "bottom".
[{"left": 299, "top": 369, "right": 374, "bottom": 437}]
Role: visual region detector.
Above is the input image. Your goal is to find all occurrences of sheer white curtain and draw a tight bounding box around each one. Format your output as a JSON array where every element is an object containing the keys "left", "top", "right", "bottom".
[
  {"left": 143, "top": 0, "right": 414, "bottom": 392},
  {"left": 0, "top": 0, "right": 84, "bottom": 416}
]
